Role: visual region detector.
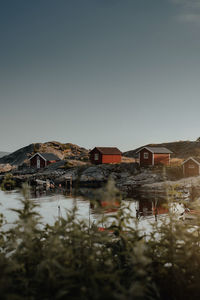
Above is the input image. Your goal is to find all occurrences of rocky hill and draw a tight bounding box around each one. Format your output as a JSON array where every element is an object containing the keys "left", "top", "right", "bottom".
[
  {"left": 123, "top": 141, "right": 200, "bottom": 159},
  {"left": 0, "top": 152, "right": 9, "bottom": 158},
  {"left": 0, "top": 141, "right": 89, "bottom": 166}
]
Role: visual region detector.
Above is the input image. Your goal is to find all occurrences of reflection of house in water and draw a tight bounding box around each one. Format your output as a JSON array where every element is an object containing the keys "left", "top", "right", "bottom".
[
  {"left": 137, "top": 200, "right": 153, "bottom": 217},
  {"left": 136, "top": 200, "right": 168, "bottom": 219},
  {"left": 100, "top": 201, "right": 120, "bottom": 213},
  {"left": 90, "top": 200, "right": 120, "bottom": 214},
  {"left": 153, "top": 204, "right": 169, "bottom": 216},
  {"left": 91, "top": 198, "right": 169, "bottom": 219}
]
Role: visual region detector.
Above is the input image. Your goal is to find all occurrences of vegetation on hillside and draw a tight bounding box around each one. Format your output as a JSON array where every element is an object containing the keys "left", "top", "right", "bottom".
[{"left": 0, "top": 182, "right": 200, "bottom": 299}]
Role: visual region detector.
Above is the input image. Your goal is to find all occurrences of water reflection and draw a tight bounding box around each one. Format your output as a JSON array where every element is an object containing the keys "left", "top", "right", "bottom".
[
  {"left": 0, "top": 189, "right": 183, "bottom": 235},
  {"left": 31, "top": 187, "right": 70, "bottom": 199},
  {"left": 90, "top": 196, "right": 169, "bottom": 223},
  {"left": 136, "top": 199, "right": 169, "bottom": 221},
  {"left": 90, "top": 200, "right": 120, "bottom": 214}
]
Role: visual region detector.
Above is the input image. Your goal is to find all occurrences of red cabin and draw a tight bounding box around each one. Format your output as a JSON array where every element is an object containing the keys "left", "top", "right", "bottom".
[
  {"left": 182, "top": 157, "right": 200, "bottom": 177},
  {"left": 89, "top": 147, "right": 122, "bottom": 164},
  {"left": 29, "top": 152, "right": 60, "bottom": 169},
  {"left": 137, "top": 147, "right": 172, "bottom": 167}
]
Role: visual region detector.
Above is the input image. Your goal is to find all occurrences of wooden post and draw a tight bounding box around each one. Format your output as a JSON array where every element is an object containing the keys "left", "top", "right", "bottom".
[
  {"left": 58, "top": 205, "right": 61, "bottom": 219},
  {"left": 66, "top": 176, "right": 72, "bottom": 194}
]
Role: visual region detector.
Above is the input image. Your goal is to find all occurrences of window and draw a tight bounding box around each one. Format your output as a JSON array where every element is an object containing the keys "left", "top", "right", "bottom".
[
  {"left": 144, "top": 152, "right": 149, "bottom": 159},
  {"left": 94, "top": 153, "right": 99, "bottom": 160},
  {"left": 189, "top": 164, "right": 195, "bottom": 169}
]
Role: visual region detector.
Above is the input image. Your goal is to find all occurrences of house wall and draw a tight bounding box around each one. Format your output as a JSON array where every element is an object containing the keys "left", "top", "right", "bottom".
[
  {"left": 90, "top": 149, "right": 102, "bottom": 164},
  {"left": 90, "top": 149, "right": 121, "bottom": 164},
  {"left": 102, "top": 154, "right": 121, "bottom": 164},
  {"left": 139, "top": 149, "right": 153, "bottom": 166},
  {"left": 139, "top": 150, "right": 170, "bottom": 166},
  {"left": 30, "top": 154, "right": 46, "bottom": 168},
  {"left": 183, "top": 159, "right": 200, "bottom": 177},
  {"left": 154, "top": 154, "right": 170, "bottom": 166}
]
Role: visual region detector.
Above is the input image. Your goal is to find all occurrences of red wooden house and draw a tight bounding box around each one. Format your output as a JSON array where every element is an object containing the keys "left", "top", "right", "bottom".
[
  {"left": 137, "top": 147, "right": 172, "bottom": 167},
  {"left": 90, "top": 147, "right": 122, "bottom": 164},
  {"left": 182, "top": 157, "right": 200, "bottom": 177},
  {"left": 29, "top": 152, "right": 60, "bottom": 169}
]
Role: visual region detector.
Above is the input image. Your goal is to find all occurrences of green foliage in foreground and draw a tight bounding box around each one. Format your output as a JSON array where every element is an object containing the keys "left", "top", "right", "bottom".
[
  {"left": 1, "top": 174, "right": 15, "bottom": 191},
  {"left": 1, "top": 184, "right": 200, "bottom": 299}
]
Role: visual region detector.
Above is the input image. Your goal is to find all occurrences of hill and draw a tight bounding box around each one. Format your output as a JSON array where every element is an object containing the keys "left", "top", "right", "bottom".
[
  {"left": 0, "top": 141, "right": 89, "bottom": 166},
  {"left": 0, "top": 152, "right": 9, "bottom": 158},
  {"left": 123, "top": 141, "right": 200, "bottom": 159}
]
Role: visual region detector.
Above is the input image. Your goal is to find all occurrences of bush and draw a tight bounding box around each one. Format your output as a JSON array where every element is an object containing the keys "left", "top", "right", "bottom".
[
  {"left": 1, "top": 183, "right": 200, "bottom": 299},
  {"left": 64, "top": 160, "right": 75, "bottom": 169},
  {"left": 165, "top": 165, "right": 184, "bottom": 180},
  {"left": 33, "top": 143, "right": 40, "bottom": 153},
  {"left": 1, "top": 174, "right": 15, "bottom": 190}
]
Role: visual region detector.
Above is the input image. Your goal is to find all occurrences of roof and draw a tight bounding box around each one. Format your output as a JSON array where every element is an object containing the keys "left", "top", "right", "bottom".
[
  {"left": 91, "top": 147, "right": 122, "bottom": 155},
  {"left": 182, "top": 157, "right": 200, "bottom": 165},
  {"left": 136, "top": 147, "right": 173, "bottom": 154},
  {"left": 29, "top": 152, "right": 60, "bottom": 161}
]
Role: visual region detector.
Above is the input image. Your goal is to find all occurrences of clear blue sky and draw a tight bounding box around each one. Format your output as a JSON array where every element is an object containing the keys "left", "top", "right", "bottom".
[{"left": 1, "top": 0, "right": 200, "bottom": 152}]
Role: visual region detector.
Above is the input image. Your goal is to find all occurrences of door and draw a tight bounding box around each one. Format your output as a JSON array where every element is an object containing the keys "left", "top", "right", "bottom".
[{"left": 37, "top": 156, "right": 40, "bottom": 168}]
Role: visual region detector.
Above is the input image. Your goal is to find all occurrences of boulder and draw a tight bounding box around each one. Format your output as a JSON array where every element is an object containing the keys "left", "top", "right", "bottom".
[
  {"left": 0, "top": 164, "right": 14, "bottom": 173},
  {"left": 80, "top": 166, "right": 109, "bottom": 182}
]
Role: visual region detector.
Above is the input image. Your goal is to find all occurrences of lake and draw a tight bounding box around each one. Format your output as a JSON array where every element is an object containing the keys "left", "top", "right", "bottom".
[{"left": 0, "top": 188, "right": 185, "bottom": 235}]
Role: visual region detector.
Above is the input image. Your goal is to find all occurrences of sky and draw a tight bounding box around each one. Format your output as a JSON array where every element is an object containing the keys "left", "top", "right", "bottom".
[{"left": 1, "top": 0, "right": 200, "bottom": 152}]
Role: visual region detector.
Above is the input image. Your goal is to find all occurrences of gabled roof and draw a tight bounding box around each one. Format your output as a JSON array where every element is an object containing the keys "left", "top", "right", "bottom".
[
  {"left": 182, "top": 157, "right": 200, "bottom": 166},
  {"left": 136, "top": 146, "right": 173, "bottom": 154},
  {"left": 29, "top": 152, "right": 60, "bottom": 161},
  {"left": 91, "top": 147, "right": 122, "bottom": 155}
]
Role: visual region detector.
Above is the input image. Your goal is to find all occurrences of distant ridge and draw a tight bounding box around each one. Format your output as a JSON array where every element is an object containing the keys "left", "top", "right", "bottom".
[
  {"left": 0, "top": 141, "right": 89, "bottom": 166},
  {"left": 123, "top": 141, "right": 200, "bottom": 159},
  {"left": 0, "top": 152, "right": 9, "bottom": 159}
]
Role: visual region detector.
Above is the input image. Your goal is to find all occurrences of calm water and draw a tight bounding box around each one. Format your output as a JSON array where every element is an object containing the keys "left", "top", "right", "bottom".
[{"left": 0, "top": 189, "right": 185, "bottom": 234}]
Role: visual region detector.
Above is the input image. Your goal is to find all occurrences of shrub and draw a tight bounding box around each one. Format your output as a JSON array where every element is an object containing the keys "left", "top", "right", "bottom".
[
  {"left": 64, "top": 160, "right": 75, "bottom": 169},
  {"left": 1, "top": 183, "right": 200, "bottom": 299},
  {"left": 165, "top": 165, "right": 184, "bottom": 180},
  {"left": 1, "top": 174, "right": 15, "bottom": 191},
  {"left": 33, "top": 143, "right": 40, "bottom": 153}
]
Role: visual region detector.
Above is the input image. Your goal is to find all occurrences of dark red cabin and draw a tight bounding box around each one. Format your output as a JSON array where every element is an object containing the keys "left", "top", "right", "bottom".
[
  {"left": 182, "top": 157, "right": 200, "bottom": 177},
  {"left": 137, "top": 147, "right": 172, "bottom": 167},
  {"left": 29, "top": 152, "right": 60, "bottom": 169},
  {"left": 89, "top": 147, "right": 122, "bottom": 164}
]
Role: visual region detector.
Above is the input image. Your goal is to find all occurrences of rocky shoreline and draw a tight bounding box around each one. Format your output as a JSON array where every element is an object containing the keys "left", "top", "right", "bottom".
[
  {"left": 2, "top": 140, "right": 200, "bottom": 200},
  {"left": 0, "top": 162, "right": 191, "bottom": 200}
]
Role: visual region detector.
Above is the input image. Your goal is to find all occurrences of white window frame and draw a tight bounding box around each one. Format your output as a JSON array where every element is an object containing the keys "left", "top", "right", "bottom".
[
  {"left": 144, "top": 152, "right": 149, "bottom": 159},
  {"left": 94, "top": 153, "right": 99, "bottom": 160}
]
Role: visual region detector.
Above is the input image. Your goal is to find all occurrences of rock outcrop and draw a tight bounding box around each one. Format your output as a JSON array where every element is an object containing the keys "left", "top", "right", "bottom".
[
  {"left": 0, "top": 144, "right": 34, "bottom": 166},
  {"left": 0, "top": 141, "right": 89, "bottom": 166},
  {"left": 0, "top": 152, "right": 9, "bottom": 158},
  {"left": 0, "top": 164, "right": 14, "bottom": 173},
  {"left": 1, "top": 159, "right": 189, "bottom": 200}
]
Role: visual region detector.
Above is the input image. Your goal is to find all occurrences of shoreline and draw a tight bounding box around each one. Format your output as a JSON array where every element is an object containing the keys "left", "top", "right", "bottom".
[{"left": 1, "top": 163, "right": 198, "bottom": 201}]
